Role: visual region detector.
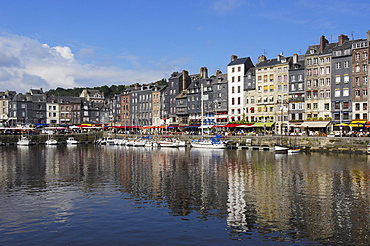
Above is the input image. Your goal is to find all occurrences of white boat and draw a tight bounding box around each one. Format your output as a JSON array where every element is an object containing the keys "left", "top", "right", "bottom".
[
  {"left": 105, "top": 137, "right": 116, "bottom": 145},
  {"left": 190, "top": 138, "right": 227, "bottom": 149},
  {"left": 17, "top": 136, "right": 33, "bottom": 146},
  {"left": 157, "top": 139, "right": 179, "bottom": 148},
  {"left": 45, "top": 138, "right": 58, "bottom": 145},
  {"left": 133, "top": 139, "right": 147, "bottom": 147},
  {"left": 66, "top": 137, "right": 79, "bottom": 144},
  {"left": 114, "top": 138, "right": 127, "bottom": 145},
  {"left": 274, "top": 145, "right": 289, "bottom": 153},
  {"left": 174, "top": 139, "right": 186, "bottom": 147}
]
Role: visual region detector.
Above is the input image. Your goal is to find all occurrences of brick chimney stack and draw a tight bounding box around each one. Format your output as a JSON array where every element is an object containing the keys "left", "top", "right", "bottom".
[
  {"left": 320, "top": 35, "right": 329, "bottom": 53},
  {"left": 338, "top": 34, "right": 349, "bottom": 46}
]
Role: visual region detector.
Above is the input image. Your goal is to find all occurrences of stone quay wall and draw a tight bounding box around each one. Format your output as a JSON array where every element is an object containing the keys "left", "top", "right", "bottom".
[{"left": 0, "top": 132, "right": 369, "bottom": 154}]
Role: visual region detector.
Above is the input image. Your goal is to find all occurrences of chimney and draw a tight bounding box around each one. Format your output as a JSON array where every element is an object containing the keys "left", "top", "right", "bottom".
[
  {"left": 277, "top": 54, "right": 283, "bottom": 62},
  {"left": 216, "top": 70, "right": 222, "bottom": 76},
  {"left": 293, "top": 53, "right": 298, "bottom": 64},
  {"left": 367, "top": 30, "right": 370, "bottom": 41},
  {"left": 258, "top": 55, "right": 266, "bottom": 63},
  {"left": 231, "top": 55, "right": 238, "bottom": 62},
  {"left": 200, "top": 67, "right": 208, "bottom": 79},
  {"left": 182, "top": 70, "right": 189, "bottom": 90},
  {"left": 320, "top": 35, "right": 329, "bottom": 53},
  {"left": 338, "top": 34, "right": 349, "bottom": 46}
]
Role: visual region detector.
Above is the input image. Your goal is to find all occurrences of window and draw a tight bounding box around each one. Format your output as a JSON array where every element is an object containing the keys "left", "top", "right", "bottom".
[
  {"left": 355, "top": 90, "right": 361, "bottom": 96},
  {"left": 313, "top": 103, "right": 318, "bottom": 109},
  {"left": 363, "top": 52, "right": 368, "bottom": 60},
  {"left": 344, "top": 75, "right": 349, "bottom": 83},
  {"left": 320, "top": 90, "right": 325, "bottom": 98},
  {"left": 355, "top": 53, "right": 361, "bottom": 60},
  {"left": 355, "top": 103, "right": 360, "bottom": 111},
  {"left": 343, "top": 88, "right": 349, "bottom": 96},
  {"left": 344, "top": 61, "right": 349, "bottom": 68},
  {"left": 335, "top": 62, "right": 341, "bottom": 69},
  {"left": 320, "top": 78, "right": 325, "bottom": 86},
  {"left": 320, "top": 67, "right": 325, "bottom": 75},
  {"left": 326, "top": 66, "right": 330, "bottom": 74},
  {"left": 238, "top": 76, "right": 241, "bottom": 82},
  {"left": 307, "top": 69, "right": 312, "bottom": 76},
  {"left": 307, "top": 103, "right": 311, "bottom": 109},
  {"left": 231, "top": 87, "right": 235, "bottom": 93},
  {"left": 355, "top": 65, "right": 360, "bottom": 72},
  {"left": 307, "top": 80, "right": 311, "bottom": 87},
  {"left": 307, "top": 91, "right": 311, "bottom": 99},
  {"left": 335, "top": 89, "right": 340, "bottom": 97},
  {"left": 237, "top": 86, "right": 241, "bottom": 93},
  {"left": 238, "top": 66, "right": 241, "bottom": 72},
  {"left": 313, "top": 58, "right": 318, "bottom": 64},
  {"left": 355, "top": 77, "right": 360, "bottom": 86},
  {"left": 335, "top": 76, "right": 341, "bottom": 84},
  {"left": 232, "top": 67, "right": 235, "bottom": 73},
  {"left": 324, "top": 103, "right": 329, "bottom": 110},
  {"left": 313, "top": 91, "right": 318, "bottom": 98},
  {"left": 364, "top": 76, "right": 368, "bottom": 86},
  {"left": 231, "top": 98, "right": 235, "bottom": 105},
  {"left": 363, "top": 64, "right": 368, "bottom": 72},
  {"left": 326, "top": 78, "right": 331, "bottom": 86},
  {"left": 307, "top": 59, "right": 312, "bottom": 65}
]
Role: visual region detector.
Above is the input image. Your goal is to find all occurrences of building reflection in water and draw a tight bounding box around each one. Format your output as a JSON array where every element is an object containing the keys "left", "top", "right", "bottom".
[{"left": 0, "top": 145, "right": 370, "bottom": 245}]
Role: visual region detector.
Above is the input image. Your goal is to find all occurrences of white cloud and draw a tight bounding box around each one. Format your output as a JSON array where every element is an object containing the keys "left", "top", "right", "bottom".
[
  {"left": 0, "top": 33, "right": 175, "bottom": 93},
  {"left": 212, "top": 0, "right": 246, "bottom": 14}
]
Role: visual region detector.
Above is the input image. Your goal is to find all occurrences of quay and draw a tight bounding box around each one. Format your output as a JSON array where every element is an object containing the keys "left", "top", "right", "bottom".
[{"left": 0, "top": 132, "right": 369, "bottom": 154}]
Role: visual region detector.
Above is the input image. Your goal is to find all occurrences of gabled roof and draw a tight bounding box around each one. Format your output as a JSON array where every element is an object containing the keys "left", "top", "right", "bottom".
[{"left": 228, "top": 57, "right": 254, "bottom": 67}]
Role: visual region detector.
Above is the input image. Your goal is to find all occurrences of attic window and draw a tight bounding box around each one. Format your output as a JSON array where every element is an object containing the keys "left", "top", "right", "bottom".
[{"left": 310, "top": 49, "right": 315, "bottom": 54}]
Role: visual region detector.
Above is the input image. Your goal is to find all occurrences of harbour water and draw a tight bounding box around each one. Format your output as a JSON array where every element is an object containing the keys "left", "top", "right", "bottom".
[{"left": 0, "top": 144, "right": 369, "bottom": 245}]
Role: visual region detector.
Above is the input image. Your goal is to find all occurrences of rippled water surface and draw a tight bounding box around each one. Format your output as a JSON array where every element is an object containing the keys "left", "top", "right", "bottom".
[{"left": 0, "top": 145, "right": 369, "bottom": 245}]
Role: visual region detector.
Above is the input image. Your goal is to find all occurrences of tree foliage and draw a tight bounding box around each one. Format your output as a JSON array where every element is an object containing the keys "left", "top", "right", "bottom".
[{"left": 46, "top": 79, "right": 167, "bottom": 98}]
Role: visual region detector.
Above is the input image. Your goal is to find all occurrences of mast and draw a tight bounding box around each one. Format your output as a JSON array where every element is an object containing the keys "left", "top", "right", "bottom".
[{"left": 200, "top": 81, "right": 204, "bottom": 137}]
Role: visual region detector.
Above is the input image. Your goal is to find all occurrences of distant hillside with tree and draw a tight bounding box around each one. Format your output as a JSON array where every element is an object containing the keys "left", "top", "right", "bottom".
[{"left": 46, "top": 78, "right": 167, "bottom": 98}]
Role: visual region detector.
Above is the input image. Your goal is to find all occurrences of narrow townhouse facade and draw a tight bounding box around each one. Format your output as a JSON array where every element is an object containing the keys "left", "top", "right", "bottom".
[
  {"left": 120, "top": 91, "right": 130, "bottom": 126},
  {"left": 46, "top": 96, "right": 60, "bottom": 125},
  {"left": 162, "top": 70, "right": 191, "bottom": 126},
  {"left": 244, "top": 67, "right": 256, "bottom": 123},
  {"left": 254, "top": 55, "right": 281, "bottom": 132},
  {"left": 9, "top": 93, "right": 33, "bottom": 126},
  {"left": 351, "top": 31, "right": 370, "bottom": 121},
  {"left": 305, "top": 36, "right": 335, "bottom": 122},
  {"left": 59, "top": 97, "right": 82, "bottom": 125},
  {"left": 288, "top": 54, "right": 305, "bottom": 127},
  {"left": 152, "top": 85, "right": 165, "bottom": 127},
  {"left": 227, "top": 55, "right": 254, "bottom": 122},
  {"left": 212, "top": 70, "right": 229, "bottom": 125},
  {"left": 0, "top": 90, "right": 16, "bottom": 126},
  {"left": 331, "top": 35, "right": 355, "bottom": 125},
  {"left": 274, "top": 54, "right": 292, "bottom": 134}
]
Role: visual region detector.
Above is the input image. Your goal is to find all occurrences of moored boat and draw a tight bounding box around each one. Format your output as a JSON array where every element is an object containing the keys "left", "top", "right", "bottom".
[
  {"left": 288, "top": 146, "right": 301, "bottom": 153},
  {"left": 45, "top": 138, "right": 58, "bottom": 145},
  {"left": 157, "top": 139, "right": 179, "bottom": 148},
  {"left": 17, "top": 136, "right": 33, "bottom": 146},
  {"left": 274, "top": 145, "right": 289, "bottom": 153},
  {"left": 66, "top": 137, "right": 79, "bottom": 144}
]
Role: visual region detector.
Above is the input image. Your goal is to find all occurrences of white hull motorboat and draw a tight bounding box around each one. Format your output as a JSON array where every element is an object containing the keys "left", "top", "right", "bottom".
[{"left": 66, "top": 137, "right": 79, "bottom": 144}]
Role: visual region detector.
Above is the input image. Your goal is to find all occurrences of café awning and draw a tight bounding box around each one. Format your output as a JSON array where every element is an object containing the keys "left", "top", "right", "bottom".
[
  {"left": 252, "top": 122, "right": 275, "bottom": 127},
  {"left": 300, "top": 121, "right": 330, "bottom": 128}
]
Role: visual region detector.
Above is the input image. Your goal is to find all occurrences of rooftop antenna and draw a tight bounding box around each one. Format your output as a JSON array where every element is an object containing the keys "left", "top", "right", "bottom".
[
  {"left": 351, "top": 31, "right": 354, "bottom": 40},
  {"left": 262, "top": 48, "right": 268, "bottom": 56}
]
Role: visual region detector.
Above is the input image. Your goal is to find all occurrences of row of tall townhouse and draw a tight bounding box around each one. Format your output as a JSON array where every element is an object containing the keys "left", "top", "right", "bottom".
[
  {"left": 0, "top": 31, "right": 369, "bottom": 131},
  {"left": 242, "top": 31, "right": 370, "bottom": 134}
]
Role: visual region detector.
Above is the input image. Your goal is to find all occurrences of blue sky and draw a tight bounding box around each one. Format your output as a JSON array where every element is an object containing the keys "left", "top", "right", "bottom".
[{"left": 0, "top": 0, "right": 369, "bottom": 92}]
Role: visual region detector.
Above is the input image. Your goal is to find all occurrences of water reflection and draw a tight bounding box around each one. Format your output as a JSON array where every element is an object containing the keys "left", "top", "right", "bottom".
[{"left": 0, "top": 145, "right": 369, "bottom": 245}]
